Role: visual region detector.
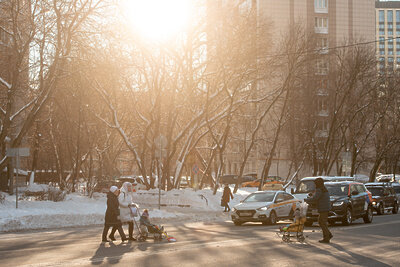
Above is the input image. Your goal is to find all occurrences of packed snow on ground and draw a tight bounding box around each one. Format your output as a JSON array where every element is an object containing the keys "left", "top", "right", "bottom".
[{"left": 0, "top": 186, "right": 257, "bottom": 232}]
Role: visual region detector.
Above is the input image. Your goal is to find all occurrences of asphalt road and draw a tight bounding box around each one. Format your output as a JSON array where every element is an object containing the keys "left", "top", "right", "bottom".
[{"left": 0, "top": 213, "right": 399, "bottom": 267}]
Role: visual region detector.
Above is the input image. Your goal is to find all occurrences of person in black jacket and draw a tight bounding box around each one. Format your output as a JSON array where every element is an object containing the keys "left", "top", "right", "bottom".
[
  {"left": 305, "top": 178, "right": 333, "bottom": 243},
  {"left": 101, "top": 186, "right": 127, "bottom": 242}
]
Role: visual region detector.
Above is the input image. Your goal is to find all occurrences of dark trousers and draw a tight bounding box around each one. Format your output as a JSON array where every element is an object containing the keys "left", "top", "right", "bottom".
[
  {"left": 111, "top": 221, "right": 133, "bottom": 238},
  {"left": 223, "top": 202, "right": 230, "bottom": 211},
  {"left": 318, "top": 212, "right": 332, "bottom": 240},
  {"left": 102, "top": 223, "right": 126, "bottom": 241}
]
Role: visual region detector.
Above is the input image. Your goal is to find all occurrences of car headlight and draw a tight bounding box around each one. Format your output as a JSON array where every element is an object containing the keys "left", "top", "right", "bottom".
[
  {"left": 232, "top": 207, "right": 237, "bottom": 212},
  {"left": 332, "top": 201, "right": 344, "bottom": 207},
  {"left": 372, "top": 201, "right": 376, "bottom": 205},
  {"left": 257, "top": 206, "right": 269, "bottom": 211}
]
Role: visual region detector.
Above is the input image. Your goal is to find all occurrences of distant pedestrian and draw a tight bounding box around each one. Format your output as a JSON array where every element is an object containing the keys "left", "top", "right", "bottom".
[
  {"left": 305, "top": 178, "right": 333, "bottom": 243},
  {"left": 109, "top": 182, "right": 136, "bottom": 241},
  {"left": 222, "top": 184, "right": 234, "bottom": 212},
  {"left": 102, "top": 186, "right": 127, "bottom": 242}
]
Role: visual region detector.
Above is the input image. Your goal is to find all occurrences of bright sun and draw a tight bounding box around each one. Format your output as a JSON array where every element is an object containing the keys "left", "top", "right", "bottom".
[{"left": 122, "top": 0, "right": 192, "bottom": 41}]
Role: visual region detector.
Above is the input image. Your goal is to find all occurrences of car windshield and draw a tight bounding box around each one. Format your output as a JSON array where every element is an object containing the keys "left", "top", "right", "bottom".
[
  {"left": 243, "top": 192, "right": 275, "bottom": 203},
  {"left": 296, "top": 181, "right": 315, "bottom": 193},
  {"left": 326, "top": 184, "right": 348, "bottom": 196},
  {"left": 367, "top": 187, "right": 384, "bottom": 196}
]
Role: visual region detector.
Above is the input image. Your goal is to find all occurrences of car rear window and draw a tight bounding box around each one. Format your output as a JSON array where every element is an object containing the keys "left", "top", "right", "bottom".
[
  {"left": 296, "top": 181, "right": 315, "bottom": 193},
  {"left": 244, "top": 192, "right": 275, "bottom": 203},
  {"left": 326, "top": 184, "right": 348, "bottom": 196},
  {"left": 366, "top": 187, "right": 384, "bottom": 196}
]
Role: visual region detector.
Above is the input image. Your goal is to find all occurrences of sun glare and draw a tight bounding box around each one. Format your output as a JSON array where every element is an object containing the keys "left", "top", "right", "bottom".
[{"left": 122, "top": 0, "right": 192, "bottom": 41}]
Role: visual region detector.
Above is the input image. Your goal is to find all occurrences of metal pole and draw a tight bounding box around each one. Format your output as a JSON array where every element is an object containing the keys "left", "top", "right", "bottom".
[
  {"left": 158, "top": 138, "right": 161, "bottom": 210},
  {"left": 16, "top": 154, "right": 19, "bottom": 209}
]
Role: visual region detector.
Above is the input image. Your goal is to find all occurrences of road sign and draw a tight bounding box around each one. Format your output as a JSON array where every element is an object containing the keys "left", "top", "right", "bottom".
[
  {"left": 192, "top": 164, "right": 199, "bottom": 174},
  {"left": 6, "top": 147, "right": 30, "bottom": 157}
]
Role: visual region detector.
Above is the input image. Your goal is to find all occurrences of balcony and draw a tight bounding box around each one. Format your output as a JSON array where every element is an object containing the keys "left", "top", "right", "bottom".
[
  {"left": 315, "top": 7, "right": 328, "bottom": 14},
  {"left": 315, "top": 27, "right": 328, "bottom": 34},
  {"left": 317, "top": 110, "right": 329, "bottom": 117}
]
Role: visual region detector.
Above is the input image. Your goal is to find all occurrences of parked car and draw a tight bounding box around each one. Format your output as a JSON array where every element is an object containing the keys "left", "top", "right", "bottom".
[
  {"left": 231, "top": 190, "right": 300, "bottom": 226},
  {"left": 220, "top": 174, "right": 237, "bottom": 184},
  {"left": 291, "top": 176, "right": 356, "bottom": 200},
  {"left": 242, "top": 176, "right": 284, "bottom": 188},
  {"left": 178, "top": 176, "right": 191, "bottom": 188},
  {"left": 94, "top": 180, "right": 115, "bottom": 193},
  {"left": 376, "top": 174, "right": 400, "bottom": 183},
  {"left": 220, "top": 175, "right": 255, "bottom": 185},
  {"left": 392, "top": 183, "right": 400, "bottom": 203},
  {"left": 305, "top": 181, "right": 373, "bottom": 226},
  {"left": 115, "top": 176, "right": 147, "bottom": 191},
  {"left": 365, "top": 182, "right": 398, "bottom": 215}
]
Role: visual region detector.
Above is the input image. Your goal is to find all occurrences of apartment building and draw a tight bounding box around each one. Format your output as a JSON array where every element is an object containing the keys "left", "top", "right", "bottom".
[
  {"left": 376, "top": 0, "right": 400, "bottom": 72},
  {"left": 254, "top": 0, "right": 375, "bottom": 177}
]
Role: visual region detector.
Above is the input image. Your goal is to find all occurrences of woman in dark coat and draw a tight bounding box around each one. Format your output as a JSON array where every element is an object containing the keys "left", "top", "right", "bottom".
[
  {"left": 305, "top": 178, "right": 333, "bottom": 243},
  {"left": 101, "top": 186, "right": 127, "bottom": 242},
  {"left": 222, "top": 184, "right": 234, "bottom": 212}
]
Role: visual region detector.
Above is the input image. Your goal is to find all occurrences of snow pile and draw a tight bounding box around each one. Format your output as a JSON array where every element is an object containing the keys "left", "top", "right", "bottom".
[
  {"left": 0, "top": 186, "right": 256, "bottom": 232},
  {"left": 25, "top": 183, "right": 49, "bottom": 193}
]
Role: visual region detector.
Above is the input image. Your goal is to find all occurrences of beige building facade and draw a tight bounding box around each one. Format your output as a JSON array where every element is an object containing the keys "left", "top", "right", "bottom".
[
  {"left": 375, "top": 0, "right": 400, "bottom": 72},
  {"left": 223, "top": 0, "right": 376, "bottom": 179}
]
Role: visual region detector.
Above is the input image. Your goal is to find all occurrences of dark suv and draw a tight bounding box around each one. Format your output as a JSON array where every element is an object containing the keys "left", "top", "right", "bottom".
[
  {"left": 306, "top": 181, "right": 373, "bottom": 226},
  {"left": 365, "top": 183, "right": 398, "bottom": 215}
]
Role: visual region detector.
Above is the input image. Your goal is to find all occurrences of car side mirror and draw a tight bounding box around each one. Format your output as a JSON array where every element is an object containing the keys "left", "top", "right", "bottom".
[{"left": 351, "top": 191, "right": 358, "bottom": 196}]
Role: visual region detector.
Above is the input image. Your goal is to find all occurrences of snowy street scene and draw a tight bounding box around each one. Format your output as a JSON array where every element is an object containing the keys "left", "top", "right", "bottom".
[{"left": 1, "top": 0, "right": 400, "bottom": 266}]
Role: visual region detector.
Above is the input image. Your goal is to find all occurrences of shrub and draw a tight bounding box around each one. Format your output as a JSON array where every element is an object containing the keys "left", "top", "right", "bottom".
[
  {"left": 47, "top": 187, "right": 66, "bottom": 202},
  {"left": 0, "top": 192, "right": 5, "bottom": 204}
]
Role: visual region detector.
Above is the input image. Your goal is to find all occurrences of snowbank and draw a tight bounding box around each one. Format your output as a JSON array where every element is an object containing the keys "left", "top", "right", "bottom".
[{"left": 0, "top": 186, "right": 256, "bottom": 232}]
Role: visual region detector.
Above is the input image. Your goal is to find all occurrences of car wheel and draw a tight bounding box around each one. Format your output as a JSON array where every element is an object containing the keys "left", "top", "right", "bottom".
[
  {"left": 342, "top": 207, "right": 352, "bottom": 226},
  {"left": 269, "top": 210, "right": 277, "bottom": 225},
  {"left": 363, "top": 206, "right": 373, "bottom": 223},
  {"left": 233, "top": 221, "right": 243, "bottom": 226},
  {"left": 377, "top": 203, "right": 384, "bottom": 215},
  {"left": 304, "top": 221, "right": 313, "bottom": 227},
  {"left": 393, "top": 202, "right": 398, "bottom": 214}
]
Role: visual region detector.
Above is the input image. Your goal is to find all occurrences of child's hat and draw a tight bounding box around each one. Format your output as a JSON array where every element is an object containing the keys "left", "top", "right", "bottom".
[{"left": 110, "top": 186, "right": 118, "bottom": 193}]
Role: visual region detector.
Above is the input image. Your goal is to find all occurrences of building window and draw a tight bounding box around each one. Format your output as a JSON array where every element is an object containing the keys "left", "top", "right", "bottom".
[
  {"left": 320, "top": 37, "right": 328, "bottom": 48},
  {"left": 379, "top": 23, "right": 385, "bottom": 36},
  {"left": 379, "top": 38, "right": 385, "bottom": 55},
  {"left": 315, "top": 17, "right": 328, "bottom": 33},
  {"left": 317, "top": 98, "right": 328, "bottom": 112},
  {"left": 388, "top": 39, "right": 394, "bottom": 55},
  {"left": 315, "top": 17, "right": 328, "bottom": 28},
  {"left": 316, "top": 59, "right": 328, "bottom": 75},
  {"left": 315, "top": 0, "right": 328, "bottom": 12},
  {"left": 388, "top": 57, "right": 394, "bottom": 72},
  {"left": 317, "top": 120, "right": 328, "bottom": 131},
  {"left": 396, "top": 41, "right": 400, "bottom": 55},
  {"left": 379, "top": 10, "right": 385, "bottom": 23},
  {"left": 396, "top": 57, "right": 400, "bottom": 66},
  {"left": 387, "top": 11, "right": 394, "bottom": 36},
  {"left": 315, "top": 0, "right": 327, "bottom": 9},
  {"left": 388, "top": 10, "right": 393, "bottom": 23}
]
